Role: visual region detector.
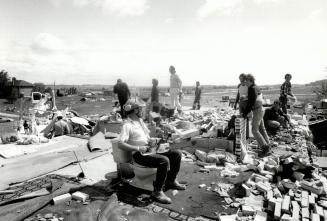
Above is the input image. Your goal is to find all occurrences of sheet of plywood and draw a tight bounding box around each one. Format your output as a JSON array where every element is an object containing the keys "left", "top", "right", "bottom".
[{"left": 0, "top": 151, "right": 76, "bottom": 191}]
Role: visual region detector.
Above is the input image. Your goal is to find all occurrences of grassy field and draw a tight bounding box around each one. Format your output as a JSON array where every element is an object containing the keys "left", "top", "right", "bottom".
[{"left": 0, "top": 85, "right": 317, "bottom": 118}]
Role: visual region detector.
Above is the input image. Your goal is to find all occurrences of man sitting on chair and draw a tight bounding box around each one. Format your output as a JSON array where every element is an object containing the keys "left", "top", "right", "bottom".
[{"left": 118, "top": 100, "right": 186, "bottom": 204}]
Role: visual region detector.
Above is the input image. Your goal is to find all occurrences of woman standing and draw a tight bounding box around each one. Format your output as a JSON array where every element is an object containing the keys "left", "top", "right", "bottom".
[{"left": 242, "top": 74, "right": 270, "bottom": 157}]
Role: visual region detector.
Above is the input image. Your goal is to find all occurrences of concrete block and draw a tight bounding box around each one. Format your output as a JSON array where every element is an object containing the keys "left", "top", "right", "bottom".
[
  {"left": 274, "top": 198, "right": 282, "bottom": 220},
  {"left": 309, "top": 195, "right": 316, "bottom": 207},
  {"left": 53, "top": 193, "right": 72, "bottom": 205},
  {"left": 242, "top": 205, "right": 255, "bottom": 216},
  {"left": 282, "top": 195, "right": 291, "bottom": 214},
  {"left": 301, "top": 197, "right": 309, "bottom": 208},
  {"left": 267, "top": 198, "right": 276, "bottom": 212},
  {"left": 72, "top": 191, "right": 89, "bottom": 203},
  {"left": 311, "top": 213, "right": 320, "bottom": 221},
  {"left": 195, "top": 149, "right": 207, "bottom": 162},
  {"left": 281, "top": 214, "right": 291, "bottom": 221},
  {"left": 302, "top": 207, "right": 309, "bottom": 219},
  {"left": 314, "top": 204, "right": 324, "bottom": 217},
  {"left": 254, "top": 211, "right": 267, "bottom": 221},
  {"left": 291, "top": 201, "right": 300, "bottom": 220}
]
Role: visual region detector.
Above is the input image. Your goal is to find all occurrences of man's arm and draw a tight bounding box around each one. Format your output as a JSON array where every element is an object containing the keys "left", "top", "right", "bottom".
[{"left": 278, "top": 109, "right": 290, "bottom": 122}]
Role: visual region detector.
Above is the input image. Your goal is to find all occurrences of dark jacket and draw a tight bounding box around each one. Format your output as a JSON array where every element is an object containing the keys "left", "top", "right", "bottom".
[
  {"left": 264, "top": 107, "right": 289, "bottom": 122},
  {"left": 243, "top": 84, "right": 262, "bottom": 116},
  {"left": 151, "top": 86, "right": 159, "bottom": 103},
  {"left": 113, "top": 82, "right": 131, "bottom": 102}
]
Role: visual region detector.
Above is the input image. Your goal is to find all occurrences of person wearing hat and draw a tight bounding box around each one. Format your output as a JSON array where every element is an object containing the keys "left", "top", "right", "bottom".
[
  {"left": 169, "top": 65, "right": 183, "bottom": 113},
  {"left": 264, "top": 100, "right": 290, "bottom": 133},
  {"left": 113, "top": 79, "right": 131, "bottom": 119},
  {"left": 118, "top": 99, "right": 186, "bottom": 204}
]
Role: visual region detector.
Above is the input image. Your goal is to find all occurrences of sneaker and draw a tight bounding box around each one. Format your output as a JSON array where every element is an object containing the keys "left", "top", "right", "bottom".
[
  {"left": 151, "top": 191, "right": 172, "bottom": 204},
  {"left": 165, "top": 180, "right": 186, "bottom": 191}
]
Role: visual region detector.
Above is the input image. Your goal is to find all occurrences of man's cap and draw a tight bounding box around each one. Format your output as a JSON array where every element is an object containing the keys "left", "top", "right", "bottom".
[{"left": 123, "top": 99, "right": 146, "bottom": 112}]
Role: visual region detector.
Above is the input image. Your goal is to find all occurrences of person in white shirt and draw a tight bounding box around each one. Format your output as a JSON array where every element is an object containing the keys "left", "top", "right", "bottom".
[
  {"left": 169, "top": 65, "right": 182, "bottom": 113},
  {"left": 118, "top": 100, "right": 186, "bottom": 204}
]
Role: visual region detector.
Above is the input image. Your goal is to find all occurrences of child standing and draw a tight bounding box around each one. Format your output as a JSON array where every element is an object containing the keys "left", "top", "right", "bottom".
[
  {"left": 192, "top": 81, "right": 202, "bottom": 110},
  {"left": 234, "top": 73, "right": 248, "bottom": 115},
  {"left": 279, "top": 73, "right": 294, "bottom": 114}
]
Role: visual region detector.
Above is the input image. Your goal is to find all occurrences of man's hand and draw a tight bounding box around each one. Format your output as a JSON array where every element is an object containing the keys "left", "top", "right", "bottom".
[{"left": 138, "top": 146, "right": 148, "bottom": 153}]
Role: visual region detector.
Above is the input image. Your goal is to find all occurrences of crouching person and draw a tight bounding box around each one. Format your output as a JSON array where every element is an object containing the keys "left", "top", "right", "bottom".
[
  {"left": 118, "top": 100, "right": 186, "bottom": 204},
  {"left": 264, "top": 100, "right": 290, "bottom": 133}
]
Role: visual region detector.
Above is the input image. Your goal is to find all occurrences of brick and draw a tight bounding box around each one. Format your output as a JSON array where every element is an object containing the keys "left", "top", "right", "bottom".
[
  {"left": 323, "top": 210, "right": 327, "bottom": 220},
  {"left": 256, "top": 182, "right": 270, "bottom": 193},
  {"left": 242, "top": 184, "right": 251, "bottom": 197},
  {"left": 72, "top": 191, "right": 89, "bottom": 203},
  {"left": 53, "top": 193, "right": 72, "bottom": 205},
  {"left": 281, "top": 214, "right": 291, "bottom": 221},
  {"left": 282, "top": 195, "right": 291, "bottom": 214},
  {"left": 254, "top": 211, "right": 267, "bottom": 221},
  {"left": 309, "top": 195, "right": 316, "bottom": 207},
  {"left": 284, "top": 157, "right": 293, "bottom": 164},
  {"left": 274, "top": 198, "right": 282, "bottom": 220},
  {"left": 300, "top": 180, "right": 324, "bottom": 195},
  {"left": 314, "top": 204, "right": 324, "bottom": 217},
  {"left": 267, "top": 190, "right": 273, "bottom": 200},
  {"left": 302, "top": 207, "right": 309, "bottom": 219},
  {"left": 301, "top": 197, "right": 309, "bottom": 208},
  {"left": 291, "top": 201, "right": 300, "bottom": 220},
  {"left": 302, "top": 191, "right": 309, "bottom": 199},
  {"left": 311, "top": 213, "right": 320, "bottom": 221},
  {"left": 242, "top": 205, "right": 255, "bottom": 216},
  {"left": 293, "top": 172, "right": 305, "bottom": 181},
  {"left": 267, "top": 198, "right": 276, "bottom": 212}
]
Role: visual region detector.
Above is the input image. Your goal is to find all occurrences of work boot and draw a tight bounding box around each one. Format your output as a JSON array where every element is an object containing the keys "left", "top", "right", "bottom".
[
  {"left": 152, "top": 190, "right": 172, "bottom": 204},
  {"left": 165, "top": 180, "right": 186, "bottom": 191},
  {"left": 258, "top": 145, "right": 270, "bottom": 158}
]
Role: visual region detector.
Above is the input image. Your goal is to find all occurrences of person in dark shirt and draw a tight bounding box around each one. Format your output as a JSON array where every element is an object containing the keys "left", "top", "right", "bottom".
[
  {"left": 113, "top": 79, "right": 131, "bottom": 118},
  {"left": 243, "top": 74, "right": 270, "bottom": 157},
  {"left": 264, "top": 100, "right": 290, "bottom": 133},
  {"left": 279, "top": 73, "right": 294, "bottom": 114},
  {"left": 151, "top": 78, "right": 160, "bottom": 113},
  {"left": 192, "top": 81, "right": 202, "bottom": 110}
]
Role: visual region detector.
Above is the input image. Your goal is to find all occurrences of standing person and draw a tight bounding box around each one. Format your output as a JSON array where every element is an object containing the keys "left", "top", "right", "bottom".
[
  {"left": 192, "top": 81, "right": 202, "bottom": 110},
  {"left": 52, "top": 112, "right": 71, "bottom": 137},
  {"left": 169, "top": 65, "right": 182, "bottom": 113},
  {"left": 113, "top": 79, "right": 131, "bottom": 119},
  {"left": 279, "top": 73, "right": 294, "bottom": 114},
  {"left": 118, "top": 100, "right": 186, "bottom": 204},
  {"left": 151, "top": 78, "right": 160, "bottom": 113},
  {"left": 234, "top": 73, "right": 248, "bottom": 114},
  {"left": 243, "top": 74, "right": 270, "bottom": 157}
]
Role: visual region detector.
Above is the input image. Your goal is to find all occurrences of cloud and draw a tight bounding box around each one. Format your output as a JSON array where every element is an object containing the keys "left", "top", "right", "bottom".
[
  {"left": 30, "top": 33, "right": 66, "bottom": 54},
  {"left": 196, "top": 0, "right": 284, "bottom": 19},
  {"left": 50, "top": 0, "right": 149, "bottom": 17},
  {"left": 197, "top": 0, "right": 242, "bottom": 19}
]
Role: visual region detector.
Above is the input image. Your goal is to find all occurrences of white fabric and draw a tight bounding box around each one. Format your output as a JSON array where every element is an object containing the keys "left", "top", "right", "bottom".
[
  {"left": 170, "top": 88, "right": 182, "bottom": 110},
  {"left": 239, "top": 85, "right": 248, "bottom": 101},
  {"left": 170, "top": 74, "right": 182, "bottom": 89},
  {"left": 119, "top": 118, "right": 150, "bottom": 147}
]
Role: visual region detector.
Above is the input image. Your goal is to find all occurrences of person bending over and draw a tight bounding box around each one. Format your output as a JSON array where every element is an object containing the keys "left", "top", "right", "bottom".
[{"left": 264, "top": 100, "right": 290, "bottom": 133}]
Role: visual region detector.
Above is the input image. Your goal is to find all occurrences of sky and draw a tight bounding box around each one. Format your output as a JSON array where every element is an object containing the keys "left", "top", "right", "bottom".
[{"left": 0, "top": 0, "right": 327, "bottom": 86}]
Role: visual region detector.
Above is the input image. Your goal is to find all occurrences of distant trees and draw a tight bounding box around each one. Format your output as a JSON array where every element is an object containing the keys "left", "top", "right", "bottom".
[
  {"left": 313, "top": 67, "right": 327, "bottom": 100},
  {"left": 0, "top": 70, "right": 11, "bottom": 97},
  {"left": 32, "top": 83, "right": 46, "bottom": 93}
]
